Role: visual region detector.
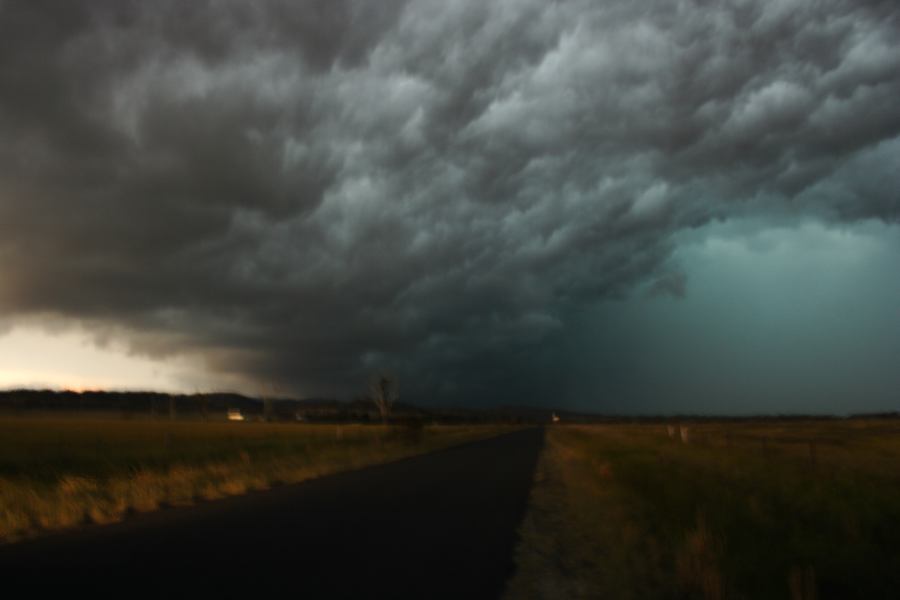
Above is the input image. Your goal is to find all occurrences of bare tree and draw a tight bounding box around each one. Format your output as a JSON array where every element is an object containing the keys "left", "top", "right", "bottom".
[
  {"left": 262, "top": 384, "right": 278, "bottom": 422},
  {"left": 197, "top": 394, "right": 209, "bottom": 422},
  {"left": 369, "top": 372, "right": 399, "bottom": 423}
]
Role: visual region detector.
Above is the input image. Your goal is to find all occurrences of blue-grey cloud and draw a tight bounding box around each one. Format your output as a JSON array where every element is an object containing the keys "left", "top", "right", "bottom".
[{"left": 0, "top": 0, "right": 897, "bottom": 407}]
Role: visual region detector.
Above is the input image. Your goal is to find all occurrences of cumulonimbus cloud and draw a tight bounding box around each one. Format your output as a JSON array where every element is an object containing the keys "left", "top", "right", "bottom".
[{"left": 0, "top": 0, "right": 898, "bottom": 403}]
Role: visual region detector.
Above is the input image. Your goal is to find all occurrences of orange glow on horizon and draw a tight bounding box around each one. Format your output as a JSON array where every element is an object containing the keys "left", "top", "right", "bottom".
[{"left": 61, "top": 384, "right": 105, "bottom": 394}]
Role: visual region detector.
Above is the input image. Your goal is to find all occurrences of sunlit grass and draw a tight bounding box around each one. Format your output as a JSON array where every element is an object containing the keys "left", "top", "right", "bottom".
[
  {"left": 505, "top": 420, "right": 900, "bottom": 599},
  {"left": 0, "top": 416, "right": 515, "bottom": 543}
]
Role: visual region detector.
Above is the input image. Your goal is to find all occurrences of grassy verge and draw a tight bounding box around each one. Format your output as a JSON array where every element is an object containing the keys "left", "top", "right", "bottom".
[
  {"left": 505, "top": 421, "right": 900, "bottom": 599},
  {"left": 0, "top": 417, "right": 515, "bottom": 544}
]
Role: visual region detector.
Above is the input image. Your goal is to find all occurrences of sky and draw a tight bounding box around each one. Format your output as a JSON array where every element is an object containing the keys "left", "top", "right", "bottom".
[{"left": 0, "top": 0, "right": 898, "bottom": 413}]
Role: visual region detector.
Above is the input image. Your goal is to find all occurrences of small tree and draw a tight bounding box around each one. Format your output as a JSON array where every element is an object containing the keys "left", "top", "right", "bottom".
[
  {"left": 369, "top": 372, "right": 399, "bottom": 423},
  {"left": 197, "top": 394, "right": 209, "bottom": 422},
  {"left": 263, "top": 384, "right": 278, "bottom": 422}
]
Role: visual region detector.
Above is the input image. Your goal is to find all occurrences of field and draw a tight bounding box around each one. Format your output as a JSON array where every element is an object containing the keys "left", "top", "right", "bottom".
[
  {"left": 505, "top": 420, "right": 900, "bottom": 600},
  {"left": 0, "top": 415, "right": 514, "bottom": 543}
]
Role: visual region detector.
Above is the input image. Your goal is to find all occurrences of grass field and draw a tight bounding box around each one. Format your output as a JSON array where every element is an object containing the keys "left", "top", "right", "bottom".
[
  {"left": 505, "top": 420, "right": 900, "bottom": 600},
  {"left": 0, "top": 416, "right": 514, "bottom": 543}
]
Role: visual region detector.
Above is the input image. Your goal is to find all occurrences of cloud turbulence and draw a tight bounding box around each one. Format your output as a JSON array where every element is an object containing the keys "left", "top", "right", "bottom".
[{"left": 0, "top": 0, "right": 898, "bottom": 409}]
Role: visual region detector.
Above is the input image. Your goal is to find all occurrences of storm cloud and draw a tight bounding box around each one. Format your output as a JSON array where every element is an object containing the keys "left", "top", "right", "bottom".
[{"left": 1, "top": 0, "right": 898, "bottom": 408}]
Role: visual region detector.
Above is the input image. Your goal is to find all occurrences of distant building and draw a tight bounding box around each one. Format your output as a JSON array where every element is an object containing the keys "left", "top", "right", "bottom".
[
  {"left": 551, "top": 412, "right": 560, "bottom": 423},
  {"left": 227, "top": 408, "right": 244, "bottom": 421}
]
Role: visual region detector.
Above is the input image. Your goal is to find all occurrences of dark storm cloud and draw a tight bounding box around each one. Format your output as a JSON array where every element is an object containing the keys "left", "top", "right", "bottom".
[
  {"left": 646, "top": 271, "right": 688, "bottom": 300},
  {"left": 0, "top": 0, "right": 898, "bottom": 403}
]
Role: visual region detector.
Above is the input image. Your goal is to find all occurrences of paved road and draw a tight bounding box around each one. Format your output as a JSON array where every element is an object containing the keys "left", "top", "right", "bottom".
[{"left": 0, "top": 427, "right": 544, "bottom": 598}]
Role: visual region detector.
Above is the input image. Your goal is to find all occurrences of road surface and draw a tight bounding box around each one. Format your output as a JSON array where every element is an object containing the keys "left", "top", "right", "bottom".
[{"left": 0, "top": 427, "right": 544, "bottom": 598}]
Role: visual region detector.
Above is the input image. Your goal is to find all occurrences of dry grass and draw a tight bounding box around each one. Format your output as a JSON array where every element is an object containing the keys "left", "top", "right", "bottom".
[
  {"left": 505, "top": 420, "right": 900, "bottom": 599},
  {"left": 504, "top": 427, "right": 666, "bottom": 600},
  {"left": 0, "top": 416, "right": 515, "bottom": 544},
  {"left": 676, "top": 514, "right": 724, "bottom": 600}
]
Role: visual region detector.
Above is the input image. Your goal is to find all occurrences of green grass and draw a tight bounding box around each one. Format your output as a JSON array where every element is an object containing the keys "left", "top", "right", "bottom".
[
  {"left": 505, "top": 421, "right": 900, "bottom": 600},
  {"left": 0, "top": 416, "right": 515, "bottom": 543}
]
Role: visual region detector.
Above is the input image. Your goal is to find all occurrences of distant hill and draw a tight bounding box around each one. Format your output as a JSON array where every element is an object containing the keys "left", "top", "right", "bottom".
[
  {"left": 0, "top": 389, "right": 262, "bottom": 416},
  {"left": 4, "top": 389, "right": 882, "bottom": 423},
  {"left": 0, "top": 389, "right": 517, "bottom": 423}
]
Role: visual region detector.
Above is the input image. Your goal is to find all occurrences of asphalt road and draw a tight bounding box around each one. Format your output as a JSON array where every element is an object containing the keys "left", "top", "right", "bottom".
[{"left": 0, "top": 427, "right": 544, "bottom": 599}]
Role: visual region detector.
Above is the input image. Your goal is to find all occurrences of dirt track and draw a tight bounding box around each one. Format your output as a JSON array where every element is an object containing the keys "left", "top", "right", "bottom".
[{"left": 0, "top": 427, "right": 544, "bottom": 599}]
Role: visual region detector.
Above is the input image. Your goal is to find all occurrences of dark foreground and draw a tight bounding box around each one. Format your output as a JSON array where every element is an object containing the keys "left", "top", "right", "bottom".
[{"left": 0, "top": 427, "right": 544, "bottom": 599}]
